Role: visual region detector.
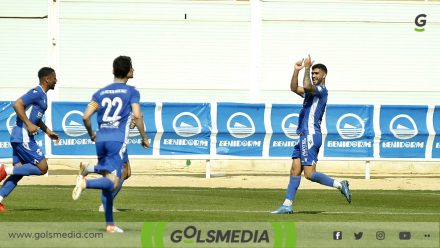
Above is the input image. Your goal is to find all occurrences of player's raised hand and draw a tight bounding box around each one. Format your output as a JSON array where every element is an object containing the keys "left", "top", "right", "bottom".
[
  {"left": 304, "top": 54, "right": 314, "bottom": 69},
  {"left": 294, "top": 59, "right": 305, "bottom": 71}
]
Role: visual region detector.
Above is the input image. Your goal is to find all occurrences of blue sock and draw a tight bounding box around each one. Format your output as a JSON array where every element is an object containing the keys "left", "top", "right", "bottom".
[
  {"left": 311, "top": 172, "right": 334, "bottom": 187},
  {"left": 102, "top": 189, "right": 114, "bottom": 225},
  {"left": 101, "top": 179, "right": 124, "bottom": 209},
  {"left": 86, "top": 177, "right": 114, "bottom": 191},
  {"left": 12, "top": 163, "right": 42, "bottom": 176},
  {"left": 285, "top": 176, "right": 301, "bottom": 201},
  {"left": 0, "top": 175, "right": 23, "bottom": 198}
]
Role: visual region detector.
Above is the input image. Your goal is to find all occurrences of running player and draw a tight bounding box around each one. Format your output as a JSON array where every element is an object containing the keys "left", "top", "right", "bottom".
[
  {"left": 72, "top": 56, "right": 148, "bottom": 232},
  {"left": 0, "top": 67, "right": 59, "bottom": 212}
]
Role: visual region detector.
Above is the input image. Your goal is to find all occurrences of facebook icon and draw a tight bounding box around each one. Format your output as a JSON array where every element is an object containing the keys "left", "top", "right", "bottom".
[{"left": 333, "top": 231, "right": 343, "bottom": 240}]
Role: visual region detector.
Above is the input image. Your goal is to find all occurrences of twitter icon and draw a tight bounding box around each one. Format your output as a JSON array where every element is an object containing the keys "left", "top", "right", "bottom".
[{"left": 354, "top": 232, "right": 363, "bottom": 240}]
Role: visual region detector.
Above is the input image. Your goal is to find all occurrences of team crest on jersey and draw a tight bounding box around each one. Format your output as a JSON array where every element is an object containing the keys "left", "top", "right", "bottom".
[
  {"left": 389, "top": 114, "right": 418, "bottom": 140},
  {"left": 336, "top": 113, "right": 365, "bottom": 140},
  {"left": 172, "top": 112, "right": 202, "bottom": 138},
  {"left": 227, "top": 112, "right": 255, "bottom": 138},
  {"left": 62, "top": 110, "right": 88, "bottom": 137}
]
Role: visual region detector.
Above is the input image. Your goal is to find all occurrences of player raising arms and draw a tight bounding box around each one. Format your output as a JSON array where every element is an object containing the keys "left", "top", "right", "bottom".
[
  {"left": 72, "top": 56, "right": 149, "bottom": 232},
  {"left": 0, "top": 67, "right": 59, "bottom": 212},
  {"left": 272, "top": 55, "right": 351, "bottom": 214}
]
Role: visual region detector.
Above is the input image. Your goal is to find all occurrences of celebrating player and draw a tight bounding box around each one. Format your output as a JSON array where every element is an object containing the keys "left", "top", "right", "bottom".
[{"left": 272, "top": 55, "right": 351, "bottom": 214}]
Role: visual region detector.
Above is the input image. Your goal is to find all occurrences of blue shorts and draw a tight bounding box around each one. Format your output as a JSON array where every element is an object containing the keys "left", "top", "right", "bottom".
[
  {"left": 291, "top": 134, "right": 322, "bottom": 166},
  {"left": 12, "top": 142, "right": 45, "bottom": 165},
  {"left": 95, "top": 141, "right": 126, "bottom": 178}
]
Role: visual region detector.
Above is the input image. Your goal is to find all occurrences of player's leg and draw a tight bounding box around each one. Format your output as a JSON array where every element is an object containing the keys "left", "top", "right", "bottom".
[
  {"left": 72, "top": 167, "right": 122, "bottom": 232},
  {"left": 0, "top": 158, "right": 24, "bottom": 212},
  {"left": 78, "top": 161, "right": 96, "bottom": 177},
  {"left": 0, "top": 142, "right": 45, "bottom": 211},
  {"left": 99, "top": 148, "right": 128, "bottom": 212},
  {"left": 73, "top": 142, "right": 113, "bottom": 200},
  {"left": 101, "top": 142, "right": 125, "bottom": 232},
  {"left": 73, "top": 141, "right": 124, "bottom": 232},
  {"left": 302, "top": 134, "right": 351, "bottom": 203},
  {"left": 1, "top": 143, "right": 46, "bottom": 179},
  {"left": 271, "top": 140, "right": 304, "bottom": 214}
]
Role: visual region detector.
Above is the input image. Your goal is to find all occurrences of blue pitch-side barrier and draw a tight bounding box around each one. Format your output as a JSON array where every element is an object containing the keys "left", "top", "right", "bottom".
[{"left": 0, "top": 101, "right": 439, "bottom": 160}]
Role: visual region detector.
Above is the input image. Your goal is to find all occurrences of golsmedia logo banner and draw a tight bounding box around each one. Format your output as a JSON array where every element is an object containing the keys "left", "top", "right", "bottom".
[{"left": 141, "top": 222, "right": 296, "bottom": 248}]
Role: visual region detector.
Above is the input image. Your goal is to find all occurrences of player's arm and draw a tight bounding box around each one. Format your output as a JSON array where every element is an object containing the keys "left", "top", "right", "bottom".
[
  {"left": 83, "top": 101, "right": 98, "bottom": 141},
  {"left": 13, "top": 98, "right": 39, "bottom": 135},
  {"left": 302, "top": 55, "right": 317, "bottom": 94},
  {"left": 38, "top": 120, "right": 59, "bottom": 141},
  {"left": 131, "top": 103, "right": 149, "bottom": 148},
  {"left": 290, "top": 59, "right": 305, "bottom": 97}
]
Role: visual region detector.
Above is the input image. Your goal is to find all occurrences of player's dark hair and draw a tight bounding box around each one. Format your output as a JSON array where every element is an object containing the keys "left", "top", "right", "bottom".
[
  {"left": 312, "top": 63, "right": 327, "bottom": 74},
  {"left": 38, "top": 67, "right": 55, "bottom": 80},
  {"left": 113, "top": 56, "right": 132, "bottom": 78}
]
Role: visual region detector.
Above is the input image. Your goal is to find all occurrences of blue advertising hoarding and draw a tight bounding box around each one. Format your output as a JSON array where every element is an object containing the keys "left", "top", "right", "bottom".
[
  {"left": 379, "top": 105, "right": 428, "bottom": 158},
  {"left": 0, "top": 101, "right": 45, "bottom": 159},
  {"left": 432, "top": 106, "right": 440, "bottom": 158},
  {"left": 269, "top": 104, "right": 301, "bottom": 157},
  {"left": 216, "top": 103, "right": 265, "bottom": 156},
  {"left": 324, "top": 105, "right": 374, "bottom": 158},
  {"left": 160, "top": 103, "right": 211, "bottom": 155},
  {"left": 51, "top": 102, "right": 97, "bottom": 155}
]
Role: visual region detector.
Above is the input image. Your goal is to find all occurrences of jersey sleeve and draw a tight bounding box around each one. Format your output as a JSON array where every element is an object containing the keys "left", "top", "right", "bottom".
[
  {"left": 130, "top": 87, "right": 140, "bottom": 104},
  {"left": 314, "top": 85, "right": 327, "bottom": 98},
  {"left": 91, "top": 92, "right": 99, "bottom": 106},
  {"left": 21, "top": 89, "right": 41, "bottom": 106}
]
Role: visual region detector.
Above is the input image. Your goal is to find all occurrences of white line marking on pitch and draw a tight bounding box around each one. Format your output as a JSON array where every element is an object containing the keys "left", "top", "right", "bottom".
[{"left": 135, "top": 209, "right": 439, "bottom": 215}]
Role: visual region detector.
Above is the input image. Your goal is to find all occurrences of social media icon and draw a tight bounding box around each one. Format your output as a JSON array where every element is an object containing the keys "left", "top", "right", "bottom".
[
  {"left": 376, "top": 231, "right": 385, "bottom": 240},
  {"left": 354, "top": 232, "right": 363, "bottom": 240},
  {"left": 333, "top": 231, "right": 342, "bottom": 240},
  {"left": 399, "top": 232, "right": 411, "bottom": 240}
]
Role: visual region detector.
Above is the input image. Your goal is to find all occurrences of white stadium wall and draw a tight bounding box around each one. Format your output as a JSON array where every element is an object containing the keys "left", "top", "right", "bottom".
[{"left": 0, "top": 0, "right": 439, "bottom": 105}]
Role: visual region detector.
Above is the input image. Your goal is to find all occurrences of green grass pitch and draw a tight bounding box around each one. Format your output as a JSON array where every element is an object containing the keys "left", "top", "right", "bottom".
[{"left": 0, "top": 186, "right": 439, "bottom": 222}]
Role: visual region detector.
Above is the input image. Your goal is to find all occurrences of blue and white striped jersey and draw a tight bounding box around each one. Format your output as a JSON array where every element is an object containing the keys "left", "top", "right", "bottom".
[
  {"left": 296, "top": 85, "right": 328, "bottom": 135},
  {"left": 10, "top": 85, "right": 47, "bottom": 143}
]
